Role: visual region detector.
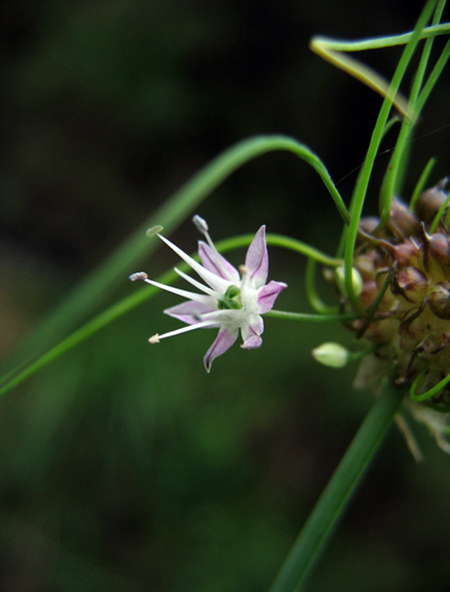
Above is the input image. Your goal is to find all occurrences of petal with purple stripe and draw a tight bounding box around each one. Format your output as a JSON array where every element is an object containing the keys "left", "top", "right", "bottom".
[
  {"left": 203, "top": 327, "right": 239, "bottom": 372},
  {"left": 257, "top": 280, "right": 287, "bottom": 313},
  {"left": 165, "top": 300, "right": 215, "bottom": 325},
  {"left": 198, "top": 241, "right": 240, "bottom": 282},
  {"left": 245, "top": 225, "right": 268, "bottom": 287}
]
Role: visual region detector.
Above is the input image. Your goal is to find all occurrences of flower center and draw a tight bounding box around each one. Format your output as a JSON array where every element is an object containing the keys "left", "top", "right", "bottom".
[{"left": 218, "top": 285, "right": 243, "bottom": 310}]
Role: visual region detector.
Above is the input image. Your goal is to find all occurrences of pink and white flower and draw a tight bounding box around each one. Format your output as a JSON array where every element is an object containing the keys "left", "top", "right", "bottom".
[{"left": 130, "top": 216, "right": 287, "bottom": 372}]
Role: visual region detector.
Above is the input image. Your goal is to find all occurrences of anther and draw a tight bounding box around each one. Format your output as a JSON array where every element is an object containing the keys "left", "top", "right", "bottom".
[
  {"left": 129, "top": 272, "right": 149, "bottom": 282},
  {"left": 192, "top": 215, "right": 209, "bottom": 235},
  {"left": 146, "top": 225, "right": 164, "bottom": 238}
]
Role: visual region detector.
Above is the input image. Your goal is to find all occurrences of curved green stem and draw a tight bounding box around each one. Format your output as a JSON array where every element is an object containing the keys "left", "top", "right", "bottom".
[
  {"left": 269, "top": 380, "right": 406, "bottom": 592},
  {"left": 311, "top": 23, "right": 450, "bottom": 54},
  {"left": 305, "top": 259, "right": 339, "bottom": 315},
  {"left": 266, "top": 235, "right": 342, "bottom": 267},
  {"left": 410, "top": 370, "right": 450, "bottom": 402}
]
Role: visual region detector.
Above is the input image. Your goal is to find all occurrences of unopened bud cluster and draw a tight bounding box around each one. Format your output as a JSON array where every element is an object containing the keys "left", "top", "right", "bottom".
[{"left": 335, "top": 180, "right": 450, "bottom": 406}]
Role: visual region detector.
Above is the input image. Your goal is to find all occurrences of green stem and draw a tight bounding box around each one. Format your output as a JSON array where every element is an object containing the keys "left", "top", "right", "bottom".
[
  {"left": 410, "top": 157, "right": 436, "bottom": 208},
  {"left": 269, "top": 380, "right": 406, "bottom": 592},
  {"left": 379, "top": 0, "right": 446, "bottom": 214},
  {"left": 344, "top": 0, "right": 437, "bottom": 308},
  {"left": 266, "top": 235, "right": 342, "bottom": 267},
  {"left": 311, "top": 23, "right": 450, "bottom": 53},
  {"left": 266, "top": 310, "right": 357, "bottom": 322},
  {"left": 305, "top": 259, "right": 339, "bottom": 315}
]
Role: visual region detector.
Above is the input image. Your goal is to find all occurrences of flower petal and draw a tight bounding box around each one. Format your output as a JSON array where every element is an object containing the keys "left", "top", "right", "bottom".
[
  {"left": 241, "top": 334, "right": 263, "bottom": 349},
  {"left": 203, "top": 327, "right": 239, "bottom": 372},
  {"left": 165, "top": 300, "right": 215, "bottom": 325},
  {"left": 241, "top": 314, "right": 264, "bottom": 349},
  {"left": 257, "top": 280, "right": 287, "bottom": 313},
  {"left": 245, "top": 225, "right": 268, "bottom": 288},
  {"left": 198, "top": 241, "right": 240, "bottom": 282}
]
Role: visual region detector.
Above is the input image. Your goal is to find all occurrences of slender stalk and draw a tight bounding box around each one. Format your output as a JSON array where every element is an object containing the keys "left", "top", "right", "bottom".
[
  {"left": 410, "top": 157, "right": 436, "bottom": 208},
  {"left": 379, "top": 0, "right": 447, "bottom": 217},
  {"left": 269, "top": 380, "right": 406, "bottom": 592},
  {"left": 266, "top": 310, "right": 357, "bottom": 322},
  {"left": 305, "top": 259, "right": 339, "bottom": 315},
  {"left": 310, "top": 23, "right": 450, "bottom": 54},
  {"left": 344, "top": 0, "right": 437, "bottom": 307}
]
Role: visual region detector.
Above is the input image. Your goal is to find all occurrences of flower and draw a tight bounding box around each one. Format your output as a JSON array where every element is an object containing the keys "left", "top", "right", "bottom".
[{"left": 130, "top": 216, "right": 287, "bottom": 372}]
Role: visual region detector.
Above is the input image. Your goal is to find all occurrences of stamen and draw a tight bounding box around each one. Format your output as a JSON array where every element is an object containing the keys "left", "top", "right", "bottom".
[
  {"left": 149, "top": 319, "right": 218, "bottom": 343},
  {"left": 192, "top": 215, "right": 232, "bottom": 279},
  {"left": 193, "top": 309, "right": 233, "bottom": 321},
  {"left": 239, "top": 265, "right": 249, "bottom": 289},
  {"left": 174, "top": 267, "right": 224, "bottom": 300},
  {"left": 157, "top": 233, "right": 231, "bottom": 294},
  {"left": 129, "top": 272, "right": 148, "bottom": 282}
]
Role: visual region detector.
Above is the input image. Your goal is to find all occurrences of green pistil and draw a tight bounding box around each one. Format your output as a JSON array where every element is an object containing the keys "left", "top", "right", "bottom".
[{"left": 218, "top": 285, "right": 242, "bottom": 310}]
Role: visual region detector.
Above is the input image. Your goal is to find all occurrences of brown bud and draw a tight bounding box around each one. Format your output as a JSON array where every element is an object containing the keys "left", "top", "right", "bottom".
[
  {"left": 418, "top": 225, "right": 450, "bottom": 280},
  {"left": 392, "top": 241, "right": 419, "bottom": 268},
  {"left": 358, "top": 216, "right": 380, "bottom": 236},
  {"left": 414, "top": 179, "right": 449, "bottom": 224},
  {"left": 391, "top": 266, "right": 428, "bottom": 303},
  {"left": 429, "top": 281, "right": 450, "bottom": 319},
  {"left": 388, "top": 198, "right": 420, "bottom": 238},
  {"left": 359, "top": 279, "right": 379, "bottom": 308}
]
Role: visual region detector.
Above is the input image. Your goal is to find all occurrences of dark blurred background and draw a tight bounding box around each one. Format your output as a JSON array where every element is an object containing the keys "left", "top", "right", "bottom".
[{"left": 1, "top": 1, "right": 450, "bottom": 591}]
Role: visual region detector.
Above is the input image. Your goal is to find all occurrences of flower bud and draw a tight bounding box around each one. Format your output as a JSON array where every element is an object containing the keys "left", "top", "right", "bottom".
[
  {"left": 390, "top": 266, "right": 428, "bottom": 303},
  {"left": 428, "top": 281, "right": 450, "bottom": 319},
  {"left": 392, "top": 241, "right": 419, "bottom": 268},
  {"left": 414, "top": 179, "right": 449, "bottom": 224},
  {"left": 388, "top": 198, "right": 420, "bottom": 238},
  {"left": 312, "top": 343, "right": 349, "bottom": 368},
  {"left": 357, "top": 216, "right": 380, "bottom": 242},
  {"left": 418, "top": 226, "right": 450, "bottom": 281},
  {"left": 334, "top": 266, "right": 364, "bottom": 297},
  {"left": 359, "top": 279, "right": 380, "bottom": 308}
]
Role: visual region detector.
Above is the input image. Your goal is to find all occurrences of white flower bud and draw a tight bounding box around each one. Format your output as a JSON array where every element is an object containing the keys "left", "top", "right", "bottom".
[
  {"left": 334, "top": 266, "right": 363, "bottom": 297},
  {"left": 312, "top": 342, "right": 349, "bottom": 368}
]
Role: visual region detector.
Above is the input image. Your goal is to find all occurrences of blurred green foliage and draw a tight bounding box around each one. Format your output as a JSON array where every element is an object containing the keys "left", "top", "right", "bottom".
[{"left": 1, "top": 1, "right": 450, "bottom": 590}]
